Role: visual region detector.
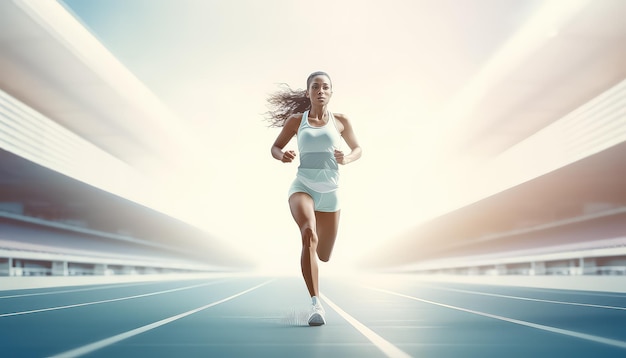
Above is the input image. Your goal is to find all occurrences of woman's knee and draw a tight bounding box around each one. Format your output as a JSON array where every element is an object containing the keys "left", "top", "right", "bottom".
[
  {"left": 318, "top": 251, "right": 331, "bottom": 262},
  {"left": 301, "top": 225, "right": 318, "bottom": 248},
  {"left": 316, "top": 232, "right": 337, "bottom": 262}
]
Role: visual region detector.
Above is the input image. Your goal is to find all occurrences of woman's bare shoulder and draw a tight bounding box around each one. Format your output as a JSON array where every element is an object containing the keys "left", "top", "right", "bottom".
[
  {"left": 282, "top": 113, "right": 303, "bottom": 132},
  {"left": 286, "top": 113, "right": 303, "bottom": 124},
  {"left": 333, "top": 113, "right": 352, "bottom": 129}
]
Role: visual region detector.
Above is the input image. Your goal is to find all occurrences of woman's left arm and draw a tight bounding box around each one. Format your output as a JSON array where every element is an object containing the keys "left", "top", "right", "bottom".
[{"left": 334, "top": 114, "right": 362, "bottom": 165}]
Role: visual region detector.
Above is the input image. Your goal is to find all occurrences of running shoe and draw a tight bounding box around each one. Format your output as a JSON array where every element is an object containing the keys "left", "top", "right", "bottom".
[{"left": 308, "top": 297, "right": 326, "bottom": 326}]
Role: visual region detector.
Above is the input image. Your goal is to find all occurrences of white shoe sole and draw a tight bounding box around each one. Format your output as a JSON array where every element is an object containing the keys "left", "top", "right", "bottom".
[{"left": 308, "top": 313, "right": 326, "bottom": 326}]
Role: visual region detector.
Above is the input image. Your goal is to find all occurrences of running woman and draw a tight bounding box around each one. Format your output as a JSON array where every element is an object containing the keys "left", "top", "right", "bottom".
[{"left": 268, "top": 71, "right": 362, "bottom": 326}]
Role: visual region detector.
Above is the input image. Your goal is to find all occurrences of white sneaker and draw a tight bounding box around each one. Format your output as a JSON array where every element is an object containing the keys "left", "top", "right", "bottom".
[{"left": 308, "top": 297, "right": 326, "bottom": 326}]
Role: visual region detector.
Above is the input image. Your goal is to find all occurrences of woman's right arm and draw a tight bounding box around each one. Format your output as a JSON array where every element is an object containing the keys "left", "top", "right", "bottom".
[{"left": 271, "top": 115, "right": 299, "bottom": 163}]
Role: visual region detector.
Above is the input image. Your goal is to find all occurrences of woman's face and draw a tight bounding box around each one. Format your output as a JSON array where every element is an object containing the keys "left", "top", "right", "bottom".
[{"left": 306, "top": 75, "right": 332, "bottom": 106}]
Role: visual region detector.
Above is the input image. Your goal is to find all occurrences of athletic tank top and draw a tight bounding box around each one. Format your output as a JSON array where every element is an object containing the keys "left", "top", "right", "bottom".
[{"left": 296, "top": 110, "right": 342, "bottom": 193}]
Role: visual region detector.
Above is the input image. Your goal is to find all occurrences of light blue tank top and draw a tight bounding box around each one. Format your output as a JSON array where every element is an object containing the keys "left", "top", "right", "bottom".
[{"left": 296, "top": 110, "right": 342, "bottom": 193}]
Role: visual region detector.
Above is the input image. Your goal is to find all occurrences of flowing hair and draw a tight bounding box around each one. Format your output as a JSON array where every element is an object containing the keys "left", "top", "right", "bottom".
[{"left": 265, "top": 71, "right": 332, "bottom": 127}]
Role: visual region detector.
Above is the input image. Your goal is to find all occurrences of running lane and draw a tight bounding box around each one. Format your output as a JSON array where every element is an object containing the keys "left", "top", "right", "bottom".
[{"left": 1, "top": 275, "right": 624, "bottom": 357}]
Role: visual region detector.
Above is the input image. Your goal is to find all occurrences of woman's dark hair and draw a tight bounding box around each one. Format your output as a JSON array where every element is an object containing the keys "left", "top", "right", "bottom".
[{"left": 265, "top": 71, "right": 332, "bottom": 127}]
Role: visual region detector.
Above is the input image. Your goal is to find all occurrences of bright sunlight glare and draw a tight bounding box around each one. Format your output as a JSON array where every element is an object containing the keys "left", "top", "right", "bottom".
[{"left": 34, "top": 0, "right": 596, "bottom": 272}]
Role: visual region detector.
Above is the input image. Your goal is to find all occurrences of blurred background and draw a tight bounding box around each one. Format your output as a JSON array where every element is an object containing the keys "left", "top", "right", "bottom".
[{"left": 1, "top": 0, "right": 625, "bottom": 279}]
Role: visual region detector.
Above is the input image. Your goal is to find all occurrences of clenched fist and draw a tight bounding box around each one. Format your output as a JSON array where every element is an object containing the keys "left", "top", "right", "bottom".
[{"left": 282, "top": 150, "right": 296, "bottom": 163}]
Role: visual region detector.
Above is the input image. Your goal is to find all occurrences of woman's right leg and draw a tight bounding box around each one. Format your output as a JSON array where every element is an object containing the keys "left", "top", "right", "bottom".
[{"left": 289, "top": 192, "right": 319, "bottom": 298}]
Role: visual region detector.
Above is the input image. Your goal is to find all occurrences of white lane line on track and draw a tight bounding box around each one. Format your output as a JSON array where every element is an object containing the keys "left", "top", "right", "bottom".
[
  {"left": 365, "top": 286, "right": 626, "bottom": 350},
  {"left": 0, "top": 282, "right": 156, "bottom": 299},
  {"left": 49, "top": 280, "right": 273, "bottom": 358},
  {"left": 320, "top": 293, "right": 411, "bottom": 358},
  {"left": 423, "top": 284, "right": 626, "bottom": 311},
  {"left": 0, "top": 280, "right": 228, "bottom": 318}
]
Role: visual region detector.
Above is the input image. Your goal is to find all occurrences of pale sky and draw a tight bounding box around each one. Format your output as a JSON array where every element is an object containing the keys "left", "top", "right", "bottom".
[{"left": 56, "top": 0, "right": 565, "bottom": 272}]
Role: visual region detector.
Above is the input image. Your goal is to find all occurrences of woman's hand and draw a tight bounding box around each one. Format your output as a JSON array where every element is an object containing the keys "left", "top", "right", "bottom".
[
  {"left": 334, "top": 149, "right": 346, "bottom": 165},
  {"left": 282, "top": 150, "right": 296, "bottom": 163}
]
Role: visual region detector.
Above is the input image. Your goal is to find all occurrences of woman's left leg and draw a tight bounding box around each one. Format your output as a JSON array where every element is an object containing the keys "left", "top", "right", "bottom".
[{"left": 315, "top": 210, "right": 340, "bottom": 262}]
